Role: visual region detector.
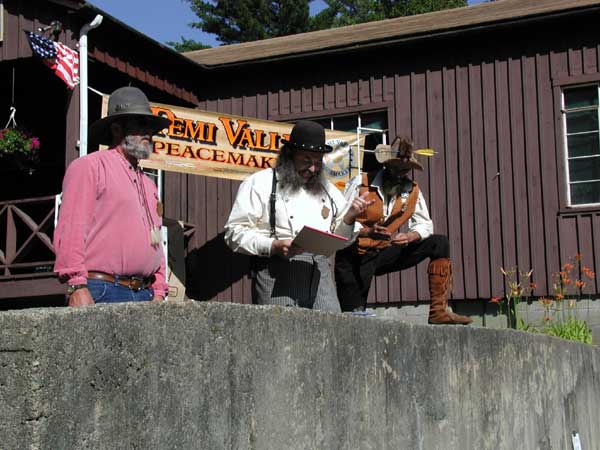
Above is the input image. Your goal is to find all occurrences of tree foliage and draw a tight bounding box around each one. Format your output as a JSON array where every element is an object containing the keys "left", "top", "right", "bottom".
[
  {"left": 184, "top": 0, "right": 311, "bottom": 45},
  {"left": 174, "top": 0, "right": 469, "bottom": 51},
  {"left": 167, "top": 36, "right": 212, "bottom": 52},
  {"left": 311, "top": 0, "right": 468, "bottom": 29}
]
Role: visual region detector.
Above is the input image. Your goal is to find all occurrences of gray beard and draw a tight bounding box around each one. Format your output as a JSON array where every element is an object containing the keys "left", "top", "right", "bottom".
[
  {"left": 122, "top": 136, "right": 152, "bottom": 160},
  {"left": 276, "top": 157, "right": 326, "bottom": 195}
]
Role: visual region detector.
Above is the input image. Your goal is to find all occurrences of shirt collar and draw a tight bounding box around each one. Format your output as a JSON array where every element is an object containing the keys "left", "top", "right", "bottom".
[{"left": 370, "top": 170, "right": 384, "bottom": 190}]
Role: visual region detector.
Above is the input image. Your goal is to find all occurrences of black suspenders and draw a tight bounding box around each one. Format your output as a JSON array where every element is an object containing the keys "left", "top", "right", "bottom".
[
  {"left": 270, "top": 169, "right": 278, "bottom": 239},
  {"left": 269, "top": 168, "right": 338, "bottom": 238}
]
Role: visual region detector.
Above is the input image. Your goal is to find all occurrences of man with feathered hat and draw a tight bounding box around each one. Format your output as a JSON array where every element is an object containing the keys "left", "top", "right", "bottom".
[
  {"left": 224, "top": 120, "right": 372, "bottom": 312},
  {"left": 54, "top": 86, "right": 171, "bottom": 306},
  {"left": 334, "top": 136, "right": 472, "bottom": 324}
]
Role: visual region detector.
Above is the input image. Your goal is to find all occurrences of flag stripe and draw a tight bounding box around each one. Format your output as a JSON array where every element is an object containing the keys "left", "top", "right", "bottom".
[
  {"left": 55, "top": 42, "right": 79, "bottom": 89},
  {"left": 25, "top": 31, "right": 79, "bottom": 90}
]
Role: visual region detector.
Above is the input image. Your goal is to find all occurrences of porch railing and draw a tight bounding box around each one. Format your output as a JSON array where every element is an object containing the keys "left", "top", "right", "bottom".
[
  {"left": 0, "top": 196, "right": 62, "bottom": 299},
  {"left": 0, "top": 196, "right": 57, "bottom": 277},
  {"left": 0, "top": 196, "right": 197, "bottom": 300}
]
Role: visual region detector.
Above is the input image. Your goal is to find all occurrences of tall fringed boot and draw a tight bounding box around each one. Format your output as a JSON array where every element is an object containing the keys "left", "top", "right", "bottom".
[{"left": 427, "top": 258, "right": 472, "bottom": 325}]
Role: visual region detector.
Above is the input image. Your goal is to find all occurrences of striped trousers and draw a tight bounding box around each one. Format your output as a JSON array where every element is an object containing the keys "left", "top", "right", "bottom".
[{"left": 252, "top": 253, "right": 341, "bottom": 313}]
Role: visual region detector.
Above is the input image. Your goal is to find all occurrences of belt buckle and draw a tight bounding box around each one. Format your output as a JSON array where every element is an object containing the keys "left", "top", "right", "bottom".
[{"left": 130, "top": 276, "right": 144, "bottom": 291}]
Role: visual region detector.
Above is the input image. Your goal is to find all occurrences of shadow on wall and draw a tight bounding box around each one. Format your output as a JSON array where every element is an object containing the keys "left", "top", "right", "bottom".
[{"left": 185, "top": 232, "right": 251, "bottom": 301}]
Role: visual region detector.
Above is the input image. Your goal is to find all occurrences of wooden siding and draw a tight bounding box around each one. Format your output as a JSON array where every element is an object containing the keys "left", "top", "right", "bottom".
[
  {"left": 0, "top": 1, "right": 199, "bottom": 104},
  {"left": 0, "top": 1, "right": 77, "bottom": 62},
  {"left": 1, "top": 0, "right": 597, "bottom": 306},
  {"left": 0, "top": 0, "right": 203, "bottom": 183},
  {"left": 0, "top": 0, "right": 209, "bottom": 302},
  {"left": 167, "top": 18, "right": 600, "bottom": 304}
]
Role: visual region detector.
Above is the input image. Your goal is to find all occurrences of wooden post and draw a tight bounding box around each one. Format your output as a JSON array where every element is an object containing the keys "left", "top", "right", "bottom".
[{"left": 65, "top": 88, "right": 80, "bottom": 167}]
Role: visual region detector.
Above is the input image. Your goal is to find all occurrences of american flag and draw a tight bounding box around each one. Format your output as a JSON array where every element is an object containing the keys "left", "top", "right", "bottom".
[{"left": 25, "top": 31, "right": 79, "bottom": 89}]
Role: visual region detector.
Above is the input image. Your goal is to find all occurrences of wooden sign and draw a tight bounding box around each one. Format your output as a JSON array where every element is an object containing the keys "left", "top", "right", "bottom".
[{"left": 136, "top": 102, "right": 364, "bottom": 189}]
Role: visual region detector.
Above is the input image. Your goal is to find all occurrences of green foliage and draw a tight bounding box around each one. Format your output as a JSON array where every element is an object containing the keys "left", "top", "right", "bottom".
[
  {"left": 490, "top": 255, "right": 596, "bottom": 345},
  {"left": 489, "top": 266, "right": 534, "bottom": 329},
  {"left": 184, "top": 0, "right": 311, "bottom": 45},
  {"left": 0, "top": 128, "right": 40, "bottom": 155},
  {"left": 176, "top": 0, "right": 469, "bottom": 50},
  {"left": 311, "top": 0, "right": 468, "bottom": 29},
  {"left": 543, "top": 318, "right": 593, "bottom": 345},
  {"left": 167, "top": 37, "right": 212, "bottom": 52},
  {"left": 515, "top": 317, "right": 535, "bottom": 333}
]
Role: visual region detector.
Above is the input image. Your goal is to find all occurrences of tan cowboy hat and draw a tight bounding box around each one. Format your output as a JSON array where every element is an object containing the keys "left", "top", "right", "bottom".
[
  {"left": 89, "top": 86, "right": 171, "bottom": 146},
  {"left": 374, "top": 136, "right": 423, "bottom": 171}
]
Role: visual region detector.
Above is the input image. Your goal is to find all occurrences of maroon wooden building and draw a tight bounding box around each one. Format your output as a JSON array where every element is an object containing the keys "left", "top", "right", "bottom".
[
  {"left": 1, "top": 0, "right": 599, "bottom": 315},
  {"left": 178, "top": 0, "right": 600, "bottom": 308}
]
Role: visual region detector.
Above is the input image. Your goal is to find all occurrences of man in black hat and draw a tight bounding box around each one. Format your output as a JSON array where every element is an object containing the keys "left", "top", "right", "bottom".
[
  {"left": 54, "top": 86, "right": 171, "bottom": 307},
  {"left": 224, "top": 120, "right": 372, "bottom": 312},
  {"left": 334, "top": 136, "right": 472, "bottom": 324}
]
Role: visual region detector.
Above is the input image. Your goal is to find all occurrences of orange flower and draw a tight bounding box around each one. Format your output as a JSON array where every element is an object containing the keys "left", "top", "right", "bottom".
[
  {"left": 543, "top": 315, "right": 552, "bottom": 322},
  {"left": 490, "top": 296, "right": 503, "bottom": 304},
  {"left": 530, "top": 282, "right": 537, "bottom": 290},
  {"left": 575, "top": 279, "right": 586, "bottom": 289},
  {"left": 563, "top": 277, "right": 571, "bottom": 285},
  {"left": 563, "top": 263, "right": 574, "bottom": 272},
  {"left": 559, "top": 271, "right": 567, "bottom": 278},
  {"left": 582, "top": 267, "right": 595, "bottom": 279},
  {"left": 555, "top": 292, "right": 564, "bottom": 300},
  {"left": 575, "top": 253, "right": 583, "bottom": 261}
]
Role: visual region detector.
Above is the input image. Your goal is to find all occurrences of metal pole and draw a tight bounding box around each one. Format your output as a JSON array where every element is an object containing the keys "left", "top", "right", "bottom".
[{"left": 78, "top": 14, "right": 103, "bottom": 157}]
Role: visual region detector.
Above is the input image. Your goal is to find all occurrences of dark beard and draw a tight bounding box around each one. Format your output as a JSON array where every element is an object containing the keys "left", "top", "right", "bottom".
[
  {"left": 276, "top": 147, "right": 326, "bottom": 195},
  {"left": 382, "top": 172, "right": 412, "bottom": 197}
]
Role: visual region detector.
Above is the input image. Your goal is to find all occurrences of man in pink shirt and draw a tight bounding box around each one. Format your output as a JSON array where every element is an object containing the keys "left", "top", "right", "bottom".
[{"left": 54, "top": 86, "right": 171, "bottom": 307}]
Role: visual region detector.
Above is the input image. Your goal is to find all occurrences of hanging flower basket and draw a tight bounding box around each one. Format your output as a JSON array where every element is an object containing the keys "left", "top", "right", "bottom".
[{"left": 0, "top": 128, "right": 40, "bottom": 174}]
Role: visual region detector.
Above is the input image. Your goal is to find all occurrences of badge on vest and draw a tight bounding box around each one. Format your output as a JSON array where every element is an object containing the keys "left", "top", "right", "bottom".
[{"left": 322, "top": 205, "right": 330, "bottom": 219}]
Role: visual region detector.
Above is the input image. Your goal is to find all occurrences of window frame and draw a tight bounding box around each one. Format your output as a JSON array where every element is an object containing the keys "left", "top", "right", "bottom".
[
  {"left": 280, "top": 106, "right": 391, "bottom": 174},
  {"left": 318, "top": 110, "right": 388, "bottom": 134},
  {"left": 560, "top": 83, "right": 600, "bottom": 208},
  {"left": 271, "top": 101, "right": 394, "bottom": 130},
  {"left": 320, "top": 111, "right": 389, "bottom": 173}
]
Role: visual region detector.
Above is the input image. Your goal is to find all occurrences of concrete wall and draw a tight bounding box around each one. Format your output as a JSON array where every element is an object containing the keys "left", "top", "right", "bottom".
[{"left": 1, "top": 302, "right": 598, "bottom": 450}]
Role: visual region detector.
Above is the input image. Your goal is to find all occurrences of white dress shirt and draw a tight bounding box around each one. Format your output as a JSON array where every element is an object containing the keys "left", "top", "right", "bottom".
[
  {"left": 225, "top": 168, "right": 361, "bottom": 257},
  {"left": 343, "top": 170, "right": 434, "bottom": 240}
]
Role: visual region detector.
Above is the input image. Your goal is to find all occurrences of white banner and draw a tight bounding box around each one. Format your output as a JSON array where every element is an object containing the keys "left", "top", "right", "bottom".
[{"left": 135, "top": 102, "right": 364, "bottom": 189}]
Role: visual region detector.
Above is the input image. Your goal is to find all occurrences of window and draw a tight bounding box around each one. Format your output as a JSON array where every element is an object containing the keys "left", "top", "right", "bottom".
[
  {"left": 562, "top": 85, "right": 600, "bottom": 206},
  {"left": 313, "top": 111, "right": 388, "bottom": 172},
  {"left": 314, "top": 111, "right": 388, "bottom": 136}
]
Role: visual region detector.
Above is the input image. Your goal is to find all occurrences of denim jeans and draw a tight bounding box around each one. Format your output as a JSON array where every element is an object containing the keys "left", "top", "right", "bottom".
[{"left": 87, "top": 278, "right": 153, "bottom": 303}]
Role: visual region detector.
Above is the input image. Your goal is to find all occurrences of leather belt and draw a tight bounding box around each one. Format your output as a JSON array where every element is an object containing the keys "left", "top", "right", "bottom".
[{"left": 87, "top": 271, "right": 154, "bottom": 291}]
